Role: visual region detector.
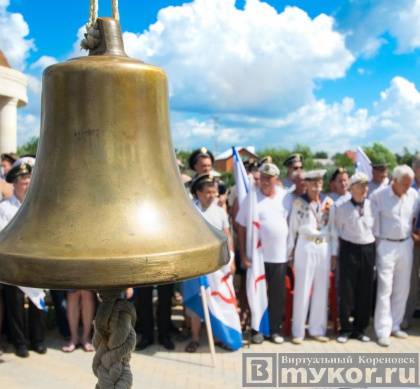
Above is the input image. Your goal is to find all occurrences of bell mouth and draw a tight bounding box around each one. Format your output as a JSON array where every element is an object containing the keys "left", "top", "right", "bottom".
[{"left": 0, "top": 239, "right": 229, "bottom": 289}]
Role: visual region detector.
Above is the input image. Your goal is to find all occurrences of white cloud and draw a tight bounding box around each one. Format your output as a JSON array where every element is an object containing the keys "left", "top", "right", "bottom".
[
  {"left": 389, "top": 0, "right": 420, "bottom": 53},
  {"left": 70, "top": 26, "right": 88, "bottom": 59},
  {"left": 30, "top": 55, "right": 58, "bottom": 70},
  {"left": 26, "top": 74, "right": 41, "bottom": 95},
  {"left": 276, "top": 97, "right": 372, "bottom": 137},
  {"left": 123, "top": 0, "right": 353, "bottom": 115},
  {"left": 17, "top": 113, "right": 39, "bottom": 145},
  {"left": 173, "top": 76, "right": 420, "bottom": 153},
  {"left": 11, "top": 0, "right": 419, "bottom": 155},
  {"left": 16, "top": 54, "right": 58, "bottom": 146},
  {"left": 249, "top": 76, "right": 420, "bottom": 152},
  {"left": 217, "top": 127, "right": 241, "bottom": 143},
  {"left": 337, "top": 0, "right": 420, "bottom": 56},
  {"left": 170, "top": 115, "right": 255, "bottom": 151},
  {"left": 369, "top": 76, "right": 420, "bottom": 148},
  {"left": 0, "top": 0, "right": 34, "bottom": 69}
]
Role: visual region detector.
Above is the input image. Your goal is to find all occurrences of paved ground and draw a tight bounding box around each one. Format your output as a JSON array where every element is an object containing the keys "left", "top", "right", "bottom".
[{"left": 1, "top": 320, "right": 420, "bottom": 389}]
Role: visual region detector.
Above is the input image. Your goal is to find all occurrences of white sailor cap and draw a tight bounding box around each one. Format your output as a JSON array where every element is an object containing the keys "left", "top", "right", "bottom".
[
  {"left": 303, "top": 169, "right": 326, "bottom": 180},
  {"left": 12, "top": 156, "right": 36, "bottom": 168},
  {"left": 258, "top": 162, "right": 280, "bottom": 177},
  {"left": 349, "top": 172, "right": 369, "bottom": 186}
]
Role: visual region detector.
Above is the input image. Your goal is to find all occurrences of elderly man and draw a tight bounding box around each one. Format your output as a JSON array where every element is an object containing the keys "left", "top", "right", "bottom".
[
  {"left": 288, "top": 170, "right": 334, "bottom": 344},
  {"left": 403, "top": 155, "right": 420, "bottom": 328},
  {"left": 371, "top": 165, "right": 418, "bottom": 347},
  {"left": 237, "top": 162, "right": 292, "bottom": 344},
  {"left": 283, "top": 154, "right": 303, "bottom": 189},
  {"left": 0, "top": 162, "right": 47, "bottom": 358},
  {"left": 332, "top": 173, "right": 375, "bottom": 343}
]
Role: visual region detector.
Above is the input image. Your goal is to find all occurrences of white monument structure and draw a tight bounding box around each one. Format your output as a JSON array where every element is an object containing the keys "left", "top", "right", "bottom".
[{"left": 0, "top": 50, "right": 28, "bottom": 154}]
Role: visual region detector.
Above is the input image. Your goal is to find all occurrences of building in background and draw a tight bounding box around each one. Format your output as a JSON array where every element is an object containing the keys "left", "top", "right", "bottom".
[
  {"left": 0, "top": 51, "right": 27, "bottom": 153},
  {"left": 215, "top": 147, "right": 257, "bottom": 173}
]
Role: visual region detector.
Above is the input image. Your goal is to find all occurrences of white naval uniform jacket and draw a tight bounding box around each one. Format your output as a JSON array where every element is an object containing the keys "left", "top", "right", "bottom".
[{"left": 287, "top": 194, "right": 336, "bottom": 257}]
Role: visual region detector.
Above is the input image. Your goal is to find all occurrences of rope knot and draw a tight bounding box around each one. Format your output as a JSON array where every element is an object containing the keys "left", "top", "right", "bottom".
[
  {"left": 81, "top": 0, "right": 120, "bottom": 51},
  {"left": 81, "top": 24, "right": 101, "bottom": 50}
]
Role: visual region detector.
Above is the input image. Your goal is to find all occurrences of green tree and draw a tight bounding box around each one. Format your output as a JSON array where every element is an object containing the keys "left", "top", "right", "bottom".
[
  {"left": 175, "top": 149, "right": 191, "bottom": 170},
  {"left": 17, "top": 137, "right": 38, "bottom": 156},
  {"left": 332, "top": 152, "right": 355, "bottom": 170},
  {"left": 314, "top": 151, "right": 328, "bottom": 159},
  {"left": 220, "top": 172, "right": 234, "bottom": 188},
  {"left": 257, "top": 147, "right": 290, "bottom": 170},
  {"left": 396, "top": 147, "right": 417, "bottom": 166},
  {"left": 363, "top": 143, "right": 397, "bottom": 169}
]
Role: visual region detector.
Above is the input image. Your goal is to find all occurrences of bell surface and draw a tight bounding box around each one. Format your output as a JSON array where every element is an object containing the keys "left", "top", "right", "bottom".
[{"left": 0, "top": 18, "right": 229, "bottom": 289}]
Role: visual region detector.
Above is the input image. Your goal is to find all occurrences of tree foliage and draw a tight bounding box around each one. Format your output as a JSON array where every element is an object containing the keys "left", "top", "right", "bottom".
[
  {"left": 17, "top": 137, "right": 38, "bottom": 156},
  {"left": 17, "top": 139, "right": 419, "bottom": 181},
  {"left": 396, "top": 147, "right": 419, "bottom": 166},
  {"left": 363, "top": 142, "right": 397, "bottom": 169},
  {"left": 332, "top": 152, "right": 355, "bottom": 169}
]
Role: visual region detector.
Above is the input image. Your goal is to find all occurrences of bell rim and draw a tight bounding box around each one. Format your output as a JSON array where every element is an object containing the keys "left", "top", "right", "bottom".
[{"left": 0, "top": 241, "right": 229, "bottom": 289}]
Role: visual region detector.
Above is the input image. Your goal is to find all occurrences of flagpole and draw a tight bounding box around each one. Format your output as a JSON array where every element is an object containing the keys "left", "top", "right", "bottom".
[{"left": 200, "top": 285, "right": 216, "bottom": 367}]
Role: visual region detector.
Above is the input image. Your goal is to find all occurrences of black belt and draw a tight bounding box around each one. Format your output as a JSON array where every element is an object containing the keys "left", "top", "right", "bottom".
[
  {"left": 339, "top": 238, "right": 375, "bottom": 247},
  {"left": 383, "top": 237, "right": 410, "bottom": 242}
]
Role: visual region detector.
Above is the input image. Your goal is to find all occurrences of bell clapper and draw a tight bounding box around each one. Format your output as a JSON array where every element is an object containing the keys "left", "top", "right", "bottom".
[{"left": 93, "top": 289, "right": 137, "bottom": 389}]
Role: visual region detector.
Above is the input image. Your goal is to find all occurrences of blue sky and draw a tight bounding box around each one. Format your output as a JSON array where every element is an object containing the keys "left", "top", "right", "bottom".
[{"left": 1, "top": 0, "right": 420, "bottom": 155}]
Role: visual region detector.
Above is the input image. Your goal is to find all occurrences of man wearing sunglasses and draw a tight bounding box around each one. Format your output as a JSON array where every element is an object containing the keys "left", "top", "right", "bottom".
[{"left": 283, "top": 153, "right": 303, "bottom": 190}]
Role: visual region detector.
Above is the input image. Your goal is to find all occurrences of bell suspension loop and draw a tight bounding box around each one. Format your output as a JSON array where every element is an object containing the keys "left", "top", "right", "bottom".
[{"left": 81, "top": 0, "right": 120, "bottom": 51}]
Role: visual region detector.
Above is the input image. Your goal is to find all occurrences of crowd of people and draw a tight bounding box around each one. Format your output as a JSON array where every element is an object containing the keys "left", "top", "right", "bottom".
[{"left": 0, "top": 147, "right": 419, "bottom": 359}]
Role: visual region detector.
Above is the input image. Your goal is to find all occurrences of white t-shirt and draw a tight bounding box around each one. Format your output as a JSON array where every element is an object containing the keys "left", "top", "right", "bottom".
[
  {"left": 236, "top": 187, "right": 292, "bottom": 263},
  {"left": 195, "top": 200, "right": 230, "bottom": 231}
]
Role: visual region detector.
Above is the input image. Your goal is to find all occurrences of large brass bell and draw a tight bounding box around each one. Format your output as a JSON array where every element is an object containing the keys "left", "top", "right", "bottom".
[{"left": 0, "top": 18, "right": 229, "bottom": 289}]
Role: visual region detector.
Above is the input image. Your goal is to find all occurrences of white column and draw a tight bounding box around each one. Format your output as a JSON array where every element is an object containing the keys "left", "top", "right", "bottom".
[{"left": 0, "top": 96, "right": 18, "bottom": 154}]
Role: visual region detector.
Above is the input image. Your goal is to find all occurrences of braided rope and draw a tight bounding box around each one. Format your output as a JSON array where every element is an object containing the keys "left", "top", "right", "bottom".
[
  {"left": 112, "top": 0, "right": 120, "bottom": 21},
  {"left": 92, "top": 290, "right": 137, "bottom": 389},
  {"left": 87, "top": 0, "right": 98, "bottom": 29}
]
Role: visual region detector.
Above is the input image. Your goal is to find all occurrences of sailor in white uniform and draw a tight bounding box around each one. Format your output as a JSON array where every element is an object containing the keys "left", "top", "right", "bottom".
[
  {"left": 288, "top": 169, "right": 334, "bottom": 344},
  {"left": 403, "top": 155, "right": 420, "bottom": 328},
  {"left": 0, "top": 162, "right": 47, "bottom": 358}
]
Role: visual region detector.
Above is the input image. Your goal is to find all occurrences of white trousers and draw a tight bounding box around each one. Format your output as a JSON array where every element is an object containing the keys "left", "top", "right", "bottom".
[
  {"left": 374, "top": 239, "right": 413, "bottom": 338},
  {"left": 292, "top": 238, "right": 330, "bottom": 339}
]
